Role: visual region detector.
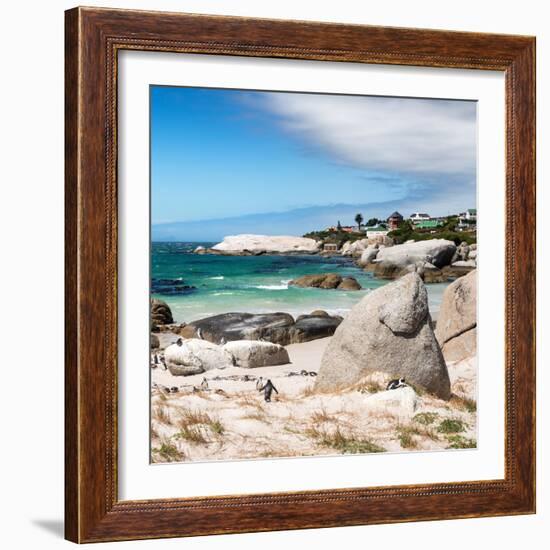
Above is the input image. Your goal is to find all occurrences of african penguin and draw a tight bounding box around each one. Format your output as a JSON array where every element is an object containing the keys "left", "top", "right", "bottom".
[{"left": 386, "top": 377, "right": 407, "bottom": 390}]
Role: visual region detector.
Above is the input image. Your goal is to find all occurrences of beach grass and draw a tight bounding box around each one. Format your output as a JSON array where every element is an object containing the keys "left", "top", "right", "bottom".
[
  {"left": 306, "top": 425, "right": 386, "bottom": 454},
  {"left": 152, "top": 405, "right": 172, "bottom": 425},
  {"left": 413, "top": 412, "right": 439, "bottom": 425},
  {"left": 446, "top": 435, "right": 477, "bottom": 449}
]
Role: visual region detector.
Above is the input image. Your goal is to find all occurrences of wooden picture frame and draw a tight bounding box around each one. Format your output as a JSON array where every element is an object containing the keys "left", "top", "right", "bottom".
[{"left": 65, "top": 6, "right": 536, "bottom": 543}]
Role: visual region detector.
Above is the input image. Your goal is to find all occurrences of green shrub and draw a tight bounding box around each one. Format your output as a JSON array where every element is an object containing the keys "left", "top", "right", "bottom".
[{"left": 437, "top": 419, "right": 467, "bottom": 434}]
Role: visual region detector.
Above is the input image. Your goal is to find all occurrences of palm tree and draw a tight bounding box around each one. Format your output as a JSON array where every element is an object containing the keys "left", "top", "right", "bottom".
[
  {"left": 337, "top": 220, "right": 342, "bottom": 231},
  {"left": 354, "top": 213, "right": 364, "bottom": 232}
]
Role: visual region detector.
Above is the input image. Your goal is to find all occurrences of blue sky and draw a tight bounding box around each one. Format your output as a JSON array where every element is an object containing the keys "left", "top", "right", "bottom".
[{"left": 151, "top": 86, "right": 476, "bottom": 242}]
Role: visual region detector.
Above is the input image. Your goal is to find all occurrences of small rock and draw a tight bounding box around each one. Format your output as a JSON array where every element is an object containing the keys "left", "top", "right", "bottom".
[
  {"left": 310, "top": 309, "right": 330, "bottom": 317},
  {"left": 151, "top": 298, "right": 174, "bottom": 327},
  {"left": 364, "top": 386, "right": 418, "bottom": 418},
  {"left": 289, "top": 273, "right": 361, "bottom": 291},
  {"left": 338, "top": 277, "right": 362, "bottom": 291},
  {"left": 150, "top": 333, "right": 160, "bottom": 349}
]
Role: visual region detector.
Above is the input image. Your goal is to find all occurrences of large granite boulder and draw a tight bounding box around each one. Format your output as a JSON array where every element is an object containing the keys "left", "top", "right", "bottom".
[
  {"left": 372, "top": 239, "right": 456, "bottom": 279},
  {"left": 151, "top": 298, "right": 174, "bottom": 328},
  {"left": 315, "top": 273, "right": 451, "bottom": 400},
  {"left": 180, "top": 312, "right": 295, "bottom": 344},
  {"left": 435, "top": 270, "right": 477, "bottom": 361},
  {"left": 164, "top": 339, "right": 234, "bottom": 376},
  {"left": 181, "top": 311, "right": 342, "bottom": 346},
  {"left": 210, "top": 234, "right": 320, "bottom": 255},
  {"left": 289, "top": 273, "right": 361, "bottom": 290},
  {"left": 223, "top": 340, "right": 290, "bottom": 368},
  {"left": 289, "top": 315, "right": 342, "bottom": 342}
]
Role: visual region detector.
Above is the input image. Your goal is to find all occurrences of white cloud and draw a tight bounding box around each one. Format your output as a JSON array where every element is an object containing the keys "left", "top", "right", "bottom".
[{"left": 263, "top": 93, "right": 477, "bottom": 178}]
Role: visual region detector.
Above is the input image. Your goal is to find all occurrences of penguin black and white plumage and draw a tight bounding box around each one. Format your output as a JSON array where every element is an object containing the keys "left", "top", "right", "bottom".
[
  {"left": 154, "top": 354, "right": 159, "bottom": 365},
  {"left": 197, "top": 328, "right": 203, "bottom": 340},
  {"left": 170, "top": 386, "right": 179, "bottom": 393},
  {"left": 220, "top": 337, "right": 226, "bottom": 345},
  {"left": 200, "top": 377, "right": 209, "bottom": 390},
  {"left": 258, "top": 379, "right": 278, "bottom": 402},
  {"left": 386, "top": 377, "right": 407, "bottom": 390},
  {"left": 255, "top": 376, "right": 264, "bottom": 391},
  {"left": 176, "top": 338, "right": 183, "bottom": 347}
]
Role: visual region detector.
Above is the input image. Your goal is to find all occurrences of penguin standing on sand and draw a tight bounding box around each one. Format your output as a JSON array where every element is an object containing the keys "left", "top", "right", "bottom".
[
  {"left": 197, "top": 328, "right": 204, "bottom": 340},
  {"left": 258, "top": 379, "right": 278, "bottom": 402},
  {"left": 255, "top": 376, "right": 264, "bottom": 391},
  {"left": 176, "top": 338, "right": 183, "bottom": 346},
  {"left": 200, "top": 377, "right": 209, "bottom": 390}
]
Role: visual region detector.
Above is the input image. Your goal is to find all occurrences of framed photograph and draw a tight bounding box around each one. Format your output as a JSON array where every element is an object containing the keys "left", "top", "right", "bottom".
[{"left": 65, "top": 7, "right": 536, "bottom": 543}]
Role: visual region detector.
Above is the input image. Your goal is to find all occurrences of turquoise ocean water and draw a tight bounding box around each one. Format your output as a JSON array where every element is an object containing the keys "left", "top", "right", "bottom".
[{"left": 151, "top": 242, "right": 449, "bottom": 324}]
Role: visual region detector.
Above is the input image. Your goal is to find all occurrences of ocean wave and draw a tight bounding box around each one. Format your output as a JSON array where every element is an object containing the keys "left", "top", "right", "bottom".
[
  {"left": 254, "top": 283, "right": 289, "bottom": 290},
  {"left": 209, "top": 276, "right": 225, "bottom": 280}
]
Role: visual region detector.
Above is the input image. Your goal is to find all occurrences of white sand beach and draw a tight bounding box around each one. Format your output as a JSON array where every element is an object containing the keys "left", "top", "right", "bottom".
[{"left": 151, "top": 336, "right": 477, "bottom": 463}]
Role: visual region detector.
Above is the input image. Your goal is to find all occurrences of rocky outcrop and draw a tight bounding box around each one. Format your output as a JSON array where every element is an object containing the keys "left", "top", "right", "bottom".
[
  {"left": 181, "top": 311, "right": 342, "bottom": 346},
  {"left": 208, "top": 234, "right": 320, "bottom": 255},
  {"left": 451, "top": 260, "right": 476, "bottom": 269},
  {"left": 452, "top": 241, "right": 471, "bottom": 263},
  {"left": 151, "top": 278, "right": 197, "bottom": 296},
  {"left": 223, "top": 340, "right": 290, "bottom": 368},
  {"left": 164, "top": 339, "right": 234, "bottom": 376},
  {"left": 151, "top": 299, "right": 174, "bottom": 329},
  {"left": 372, "top": 239, "right": 456, "bottom": 280},
  {"left": 341, "top": 239, "right": 369, "bottom": 257},
  {"left": 435, "top": 270, "right": 477, "bottom": 361},
  {"left": 367, "top": 235, "right": 394, "bottom": 247},
  {"left": 289, "top": 273, "right": 361, "bottom": 290},
  {"left": 315, "top": 273, "right": 451, "bottom": 400},
  {"left": 357, "top": 245, "right": 380, "bottom": 267}
]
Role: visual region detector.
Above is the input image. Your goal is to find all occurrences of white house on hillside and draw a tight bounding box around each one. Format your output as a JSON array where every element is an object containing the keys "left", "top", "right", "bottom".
[
  {"left": 409, "top": 212, "right": 431, "bottom": 222},
  {"left": 366, "top": 225, "right": 389, "bottom": 238}
]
